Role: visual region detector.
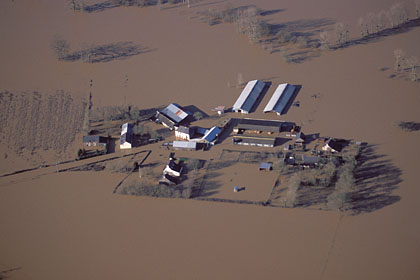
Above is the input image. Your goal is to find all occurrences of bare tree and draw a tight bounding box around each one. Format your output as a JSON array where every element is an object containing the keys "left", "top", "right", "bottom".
[
  {"left": 358, "top": 17, "right": 369, "bottom": 37},
  {"left": 334, "top": 22, "right": 349, "bottom": 46},
  {"left": 237, "top": 73, "right": 244, "bottom": 88},
  {"left": 407, "top": 56, "right": 419, "bottom": 82},
  {"left": 68, "top": 0, "right": 84, "bottom": 11},
  {"left": 50, "top": 35, "right": 70, "bottom": 60},
  {"left": 283, "top": 173, "right": 300, "bottom": 207},
  {"left": 319, "top": 31, "right": 330, "bottom": 50},
  {"left": 394, "top": 49, "right": 405, "bottom": 71},
  {"left": 388, "top": 3, "right": 409, "bottom": 27}
]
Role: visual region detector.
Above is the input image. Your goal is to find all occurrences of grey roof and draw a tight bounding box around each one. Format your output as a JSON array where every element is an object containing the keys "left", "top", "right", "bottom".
[
  {"left": 233, "top": 80, "right": 265, "bottom": 113},
  {"left": 120, "top": 132, "right": 132, "bottom": 145},
  {"left": 176, "top": 126, "right": 190, "bottom": 135},
  {"left": 83, "top": 135, "right": 107, "bottom": 143},
  {"left": 201, "top": 126, "right": 221, "bottom": 143},
  {"left": 263, "top": 83, "right": 296, "bottom": 115},
  {"left": 173, "top": 140, "right": 197, "bottom": 149},
  {"left": 160, "top": 103, "right": 189, "bottom": 123},
  {"left": 259, "top": 162, "right": 273, "bottom": 170}
]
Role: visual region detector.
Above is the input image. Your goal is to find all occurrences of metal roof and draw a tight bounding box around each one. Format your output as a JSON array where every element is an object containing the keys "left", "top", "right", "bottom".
[
  {"left": 161, "top": 103, "right": 189, "bottom": 123},
  {"left": 176, "top": 126, "right": 190, "bottom": 134},
  {"left": 263, "top": 83, "right": 296, "bottom": 115},
  {"left": 83, "top": 135, "right": 107, "bottom": 143},
  {"left": 173, "top": 140, "right": 197, "bottom": 149},
  {"left": 201, "top": 126, "right": 221, "bottom": 143},
  {"left": 232, "top": 80, "right": 265, "bottom": 113},
  {"left": 259, "top": 162, "right": 273, "bottom": 170},
  {"left": 121, "top": 123, "right": 133, "bottom": 135}
]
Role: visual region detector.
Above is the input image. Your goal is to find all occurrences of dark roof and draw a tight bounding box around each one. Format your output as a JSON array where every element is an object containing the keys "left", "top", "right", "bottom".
[
  {"left": 83, "top": 135, "right": 108, "bottom": 143},
  {"left": 325, "top": 138, "right": 342, "bottom": 152},
  {"left": 168, "top": 159, "right": 183, "bottom": 173},
  {"left": 159, "top": 174, "right": 178, "bottom": 185},
  {"left": 120, "top": 132, "right": 132, "bottom": 145},
  {"left": 295, "top": 154, "right": 319, "bottom": 165},
  {"left": 235, "top": 118, "right": 285, "bottom": 133}
]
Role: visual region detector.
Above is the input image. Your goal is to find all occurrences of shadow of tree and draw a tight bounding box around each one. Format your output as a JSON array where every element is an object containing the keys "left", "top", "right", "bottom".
[
  {"left": 64, "top": 41, "right": 154, "bottom": 63},
  {"left": 83, "top": 0, "right": 157, "bottom": 13},
  {"left": 333, "top": 18, "right": 420, "bottom": 50},
  {"left": 350, "top": 144, "right": 402, "bottom": 215}
]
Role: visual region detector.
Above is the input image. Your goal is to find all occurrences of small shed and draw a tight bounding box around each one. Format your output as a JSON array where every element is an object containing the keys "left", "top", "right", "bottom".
[
  {"left": 259, "top": 162, "right": 273, "bottom": 171},
  {"left": 83, "top": 135, "right": 108, "bottom": 147}
]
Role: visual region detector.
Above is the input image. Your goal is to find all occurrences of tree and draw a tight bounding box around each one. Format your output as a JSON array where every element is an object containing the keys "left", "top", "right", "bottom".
[
  {"left": 284, "top": 173, "right": 300, "bottom": 207},
  {"left": 193, "top": 111, "right": 204, "bottom": 121},
  {"left": 50, "top": 35, "right": 70, "bottom": 60},
  {"left": 407, "top": 56, "right": 419, "bottom": 82},
  {"left": 319, "top": 31, "right": 329, "bottom": 50},
  {"left": 334, "top": 22, "right": 349, "bottom": 46},
  {"left": 394, "top": 49, "right": 405, "bottom": 71},
  {"left": 68, "top": 0, "right": 84, "bottom": 11}
]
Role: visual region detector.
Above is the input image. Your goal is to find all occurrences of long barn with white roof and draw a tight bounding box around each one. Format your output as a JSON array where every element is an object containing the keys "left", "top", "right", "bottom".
[
  {"left": 232, "top": 80, "right": 265, "bottom": 114},
  {"left": 263, "top": 83, "right": 296, "bottom": 115}
]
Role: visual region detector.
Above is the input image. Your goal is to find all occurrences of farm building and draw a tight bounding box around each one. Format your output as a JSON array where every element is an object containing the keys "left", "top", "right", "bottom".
[
  {"left": 175, "top": 126, "right": 192, "bottom": 140},
  {"left": 155, "top": 103, "right": 189, "bottom": 130},
  {"left": 159, "top": 173, "right": 179, "bottom": 185},
  {"left": 232, "top": 135, "right": 276, "bottom": 147},
  {"left": 233, "top": 118, "right": 285, "bottom": 134},
  {"left": 259, "top": 162, "right": 273, "bottom": 171},
  {"left": 322, "top": 138, "right": 342, "bottom": 153},
  {"left": 263, "top": 83, "right": 297, "bottom": 115},
  {"left": 82, "top": 135, "right": 108, "bottom": 148},
  {"left": 294, "top": 154, "right": 320, "bottom": 166},
  {"left": 295, "top": 131, "right": 306, "bottom": 145},
  {"left": 200, "top": 126, "right": 221, "bottom": 144},
  {"left": 164, "top": 159, "right": 183, "bottom": 177},
  {"left": 232, "top": 80, "right": 265, "bottom": 114},
  {"left": 120, "top": 123, "right": 133, "bottom": 149},
  {"left": 173, "top": 140, "right": 197, "bottom": 151}
]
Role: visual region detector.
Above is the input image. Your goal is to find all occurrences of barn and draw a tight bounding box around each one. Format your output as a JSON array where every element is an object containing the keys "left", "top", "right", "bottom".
[{"left": 232, "top": 80, "right": 265, "bottom": 114}]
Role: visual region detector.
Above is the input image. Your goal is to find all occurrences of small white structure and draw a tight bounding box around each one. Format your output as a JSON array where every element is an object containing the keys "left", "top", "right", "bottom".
[
  {"left": 263, "top": 83, "right": 296, "bottom": 115},
  {"left": 232, "top": 80, "right": 265, "bottom": 114},
  {"left": 212, "top": 105, "right": 226, "bottom": 115},
  {"left": 175, "top": 126, "right": 191, "bottom": 140},
  {"left": 120, "top": 123, "right": 133, "bottom": 149}
]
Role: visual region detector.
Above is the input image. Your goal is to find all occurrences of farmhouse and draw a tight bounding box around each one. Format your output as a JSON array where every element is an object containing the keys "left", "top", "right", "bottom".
[
  {"left": 164, "top": 159, "right": 183, "bottom": 177},
  {"left": 173, "top": 140, "right": 197, "bottom": 151},
  {"left": 82, "top": 135, "right": 108, "bottom": 148},
  {"left": 175, "top": 126, "right": 192, "bottom": 140},
  {"left": 322, "top": 138, "right": 342, "bottom": 153},
  {"left": 155, "top": 103, "right": 189, "bottom": 130},
  {"left": 263, "top": 83, "right": 297, "bottom": 115},
  {"left": 232, "top": 80, "right": 265, "bottom": 114},
  {"left": 120, "top": 123, "right": 133, "bottom": 149}
]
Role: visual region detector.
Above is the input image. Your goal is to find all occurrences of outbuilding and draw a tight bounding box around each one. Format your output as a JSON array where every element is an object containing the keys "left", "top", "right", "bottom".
[
  {"left": 120, "top": 123, "right": 133, "bottom": 149},
  {"left": 232, "top": 80, "right": 265, "bottom": 114},
  {"left": 263, "top": 83, "right": 297, "bottom": 115}
]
